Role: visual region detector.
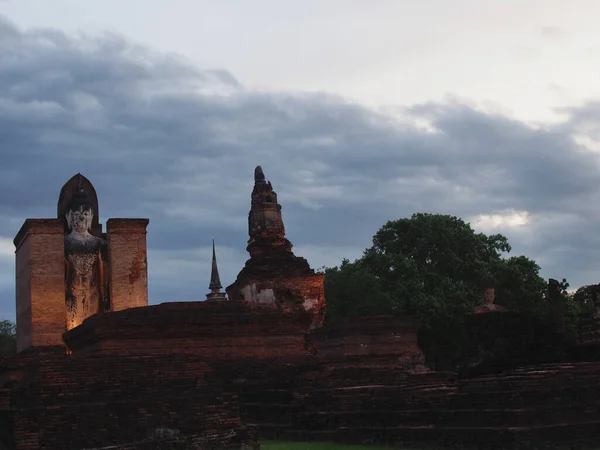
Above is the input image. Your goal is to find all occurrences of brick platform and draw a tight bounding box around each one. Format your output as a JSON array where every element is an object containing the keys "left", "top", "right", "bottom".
[
  {"left": 0, "top": 350, "right": 259, "bottom": 450},
  {"left": 307, "top": 315, "right": 427, "bottom": 371},
  {"left": 256, "top": 361, "right": 600, "bottom": 449},
  {"left": 5, "top": 303, "right": 600, "bottom": 449},
  {"left": 63, "top": 300, "right": 314, "bottom": 357}
]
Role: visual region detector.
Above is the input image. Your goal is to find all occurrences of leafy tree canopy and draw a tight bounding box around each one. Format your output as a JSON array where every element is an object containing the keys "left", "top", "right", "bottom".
[
  {"left": 323, "top": 213, "right": 558, "bottom": 369},
  {"left": 347, "top": 213, "right": 548, "bottom": 318}
]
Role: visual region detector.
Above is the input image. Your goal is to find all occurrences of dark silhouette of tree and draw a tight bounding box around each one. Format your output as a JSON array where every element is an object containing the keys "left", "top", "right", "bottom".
[{"left": 0, "top": 320, "right": 16, "bottom": 356}]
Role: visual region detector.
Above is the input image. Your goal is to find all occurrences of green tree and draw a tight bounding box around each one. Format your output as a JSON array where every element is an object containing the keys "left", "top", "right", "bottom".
[
  {"left": 0, "top": 320, "right": 16, "bottom": 356},
  {"left": 323, "top": 213, "right": 551, "bottom": 370},
  {"left": 362, "top": 213, "right": 523, "bottom": 315},
  {"left": 572, "top": 284, "right": 597, "bottom": 317},
  {"left": 323, "top": 259, "right": 394, "bottom": 322},
  {"left": 493, "top": 256, "right": 547, "bottom": 314}
]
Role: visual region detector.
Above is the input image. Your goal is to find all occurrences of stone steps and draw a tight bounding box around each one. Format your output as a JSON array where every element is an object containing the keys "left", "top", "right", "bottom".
[
  {"left": 459, "top": 372, "right": 600, "bottom": 392},
  {"left": 463, "top": 362, "right": 600, "bottom": 378},
  {"left": 293, "top": 385, "right": 457, "bottom": 411},
  {"left": 246, "top": 362, "right": 600, "bottom": 448},
  {"left": 288, "top": 403, "right": 600, "bottom": 429},
  {"left": 240, "top": 403, "right": 292, "bottom": 426},
  {"left": 272, "top": 420, "right": 600, "bottom": 450},
  {"left": 450, "top": 383, "right": 600, "bottom": 409},
  {"left": 94, "top": 426, "right": 259, "bottom": 450}
]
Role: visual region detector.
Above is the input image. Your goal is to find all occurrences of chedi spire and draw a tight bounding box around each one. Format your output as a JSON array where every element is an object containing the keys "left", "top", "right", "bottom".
[
  {"left": 206, "top": 240, "right": 227, "bottom": 302},
  {"left": 226, "top": 165, "right": 327, "bottom": 329},
  {"left": 254, "top": 165, "right": 267, "bottom": 184},
  {"left": 246, "top": 166, "right": 292, "bottom": 258}
]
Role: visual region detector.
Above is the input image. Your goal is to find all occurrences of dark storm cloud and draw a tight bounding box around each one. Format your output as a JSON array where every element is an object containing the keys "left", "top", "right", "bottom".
[{"left": 1, "top": 16, "right": 600, "bottom": 320}]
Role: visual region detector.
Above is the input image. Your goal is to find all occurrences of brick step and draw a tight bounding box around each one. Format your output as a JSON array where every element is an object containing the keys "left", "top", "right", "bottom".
[
  {"left": 241, "top": 403, "right": 291, "bottom": 426},
  {"left": 463, "top": 365, "right": 600, "bottom": 378},
  {"left": 18, "top": 386, "right": 222, "bottom": 405},
  {"left": 463, "top": 367, "right": 600, "bottom": 381},
  {"left": 12, "top": 392, "right": 238, "bottom": 414},
  {"left": 296, "top": 399, "right": 453, "bottom": 413},
  {"left": 450, "top": 383, "right": 600, "bottom": 409},
  {"left": 289, "top": 404, "right": 600, "bottom": 430},
  {"left": 294, "top": 386, "right": 456, "bottom": 410},
  {"left": 244, "top": 422, "right": 289, "bottom": 441},
  {"left": 459, "top": 372, "right": 600, "bottom": 392},
  {"left": 238, "top": 389, "right": 293, "bottom": 404},
  {"left": 303, "top": 376, "right": 455, "bottom": 388},
  {"left": 299, "top": 371, "right": 456, "bottom": 388},
  {"left": 459, "top": 379, "right": 598, "bottom": 394},
  {"left": 465, "top": 363, "right": 600, "bottom": 379},
  {"left": 298, "top": 383, "right": 457, "bottom": 396},
  {"left": 510, "top": 362, "right": 600, "bottom": 371},
  {"left": 275, "top": 420, "right": 600, "bottom": 449}
]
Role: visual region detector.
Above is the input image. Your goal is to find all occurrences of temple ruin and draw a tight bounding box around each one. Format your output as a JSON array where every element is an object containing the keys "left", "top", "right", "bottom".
[
  {"left": 1, "top": 169, "right": 600, "bottom": 449},
  {"left": 14, "top": 173, "right": 149, "bottom": 353},
  {"left": 226, "top": 166, "right": 327, "bottom": 329}
]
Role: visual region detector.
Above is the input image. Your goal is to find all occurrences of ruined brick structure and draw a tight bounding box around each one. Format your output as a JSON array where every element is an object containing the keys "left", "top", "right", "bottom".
[
  {"left": 62, "top": 301, "right": 313, "bottom": 357},
  {"left": 0, "top": 348, "right": 259, "bottom": 450},
  {"left": 14, "top": 174, "right": 149, "bottom": 353},
  {"left": 226, "top": 166, "right": 326, "bottom": 329},
  {"left": 307, "top": 315, "right": 427, "bottom": 372},
  {"left": 6, "top": 169, "right": 600, "bottom": 449}
]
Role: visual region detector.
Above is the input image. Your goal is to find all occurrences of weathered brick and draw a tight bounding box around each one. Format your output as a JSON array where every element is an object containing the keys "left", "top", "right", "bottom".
[
  {"left": 14, "top": 219, "right": 65, "bottom": 352},
  {"left": 106, "top": 218, "right": 149, "bottom": 312},
  {"left": 226, "top": 166, "right": 326, "bottom": 328},
  {"left": 63, "top": 301, "right": 314, "bottom": 358},
  {"left": 13, "top": 216, "right": 150, "bottom": 354}
]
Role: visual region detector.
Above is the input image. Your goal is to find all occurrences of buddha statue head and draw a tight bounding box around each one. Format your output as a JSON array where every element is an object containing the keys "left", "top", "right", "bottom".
[
  {"left": 482, "top": 287, "right": 495, "bottom": 306},
  {"left": 66, "top": 190, "right": 94, "bottom": 234}
]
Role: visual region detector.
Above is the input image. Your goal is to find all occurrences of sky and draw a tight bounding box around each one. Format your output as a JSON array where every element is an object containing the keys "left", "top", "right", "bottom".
[{"left": 2, "top": 1, "right": 600, "bottom": 320}]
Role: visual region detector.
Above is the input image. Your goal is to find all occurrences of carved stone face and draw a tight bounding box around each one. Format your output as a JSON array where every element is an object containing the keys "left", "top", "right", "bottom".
[
  {"left": 483, "top": 288, "right": 495, "bottom": 305},
  {"left": 66, "top": 206, "right": 93, "bottom": 233}
]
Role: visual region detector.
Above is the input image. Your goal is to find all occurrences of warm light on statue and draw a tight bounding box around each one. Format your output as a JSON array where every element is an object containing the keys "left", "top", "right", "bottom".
[{"left": 64, "top": 190, "right": 109, "bottom": 330}]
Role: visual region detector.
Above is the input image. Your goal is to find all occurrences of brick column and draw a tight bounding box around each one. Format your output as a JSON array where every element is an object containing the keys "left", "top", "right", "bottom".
[
  {"left": 106, "top": 219, "right": 149, "bottom": 312},
  {"left": 14, "top": 219, "right": 65, "bottom": 352}
]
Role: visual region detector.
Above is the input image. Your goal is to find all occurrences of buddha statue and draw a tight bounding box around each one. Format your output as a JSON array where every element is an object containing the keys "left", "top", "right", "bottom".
[
  {"left": 64, "top": 189, "right": 109, "bottom": 330},
  {"left": 473, "top": 287, "right": 507, "bottom": 314}
]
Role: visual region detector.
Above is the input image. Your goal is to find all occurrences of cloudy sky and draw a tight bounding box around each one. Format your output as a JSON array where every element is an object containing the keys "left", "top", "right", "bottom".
[{"left": 2, "top": 1, "right": 600, "bottom": 320}]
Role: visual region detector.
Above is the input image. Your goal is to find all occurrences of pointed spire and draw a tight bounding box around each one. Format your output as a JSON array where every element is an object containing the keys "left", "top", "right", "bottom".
[
  {"left": 206, "top": 240, "right": 227, "bottom": 302},
  {"left": 209, "top": 239, "right": 222, "bottom": 291}
]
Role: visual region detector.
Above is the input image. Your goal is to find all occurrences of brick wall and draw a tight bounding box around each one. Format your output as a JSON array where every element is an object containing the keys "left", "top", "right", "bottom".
[
  {"left": 107, "top": 219, "right": 149, "bottom": 312},
  {"left": 307, "top": 316, "right": 425, "bottom": 370},
  {"left": 63, "top": 301, "right": 314, "bottom": 358},
  {"left": 228, "top": 273, "right": 326, "bottom": 327},
  {"left": 6, "top": 305, "right": 600, "bottom": 449},
  {"left": 3, "top": 352, "right": 258, "bottom": 450},
  {"left": 14, "top": 219, "right": 65, "bottom": 352}
]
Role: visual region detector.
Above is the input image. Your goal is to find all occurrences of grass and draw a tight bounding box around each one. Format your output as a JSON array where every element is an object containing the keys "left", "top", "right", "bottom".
[
  {"left": 260, "top": 443, "right": 600, "bottom": 450},
  {"left": 260, "top": 442, "right": 403, "bottom": 450}
]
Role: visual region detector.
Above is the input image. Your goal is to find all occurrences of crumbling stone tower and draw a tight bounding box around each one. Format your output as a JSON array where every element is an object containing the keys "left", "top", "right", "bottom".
[
  {"left": 226, "top": 166, "right": 326, "bottom": 328},
  {"left": 14, "top": 173, "right": 149, "bottom": 352}
]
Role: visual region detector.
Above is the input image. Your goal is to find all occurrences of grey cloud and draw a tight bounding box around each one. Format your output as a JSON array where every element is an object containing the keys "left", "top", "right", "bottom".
[
  {"left": 540, "top": 26, "right": 567, "bottom": 40},
  {"left": 1, "top": 16, "right": 600, "bottom": 321}
]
